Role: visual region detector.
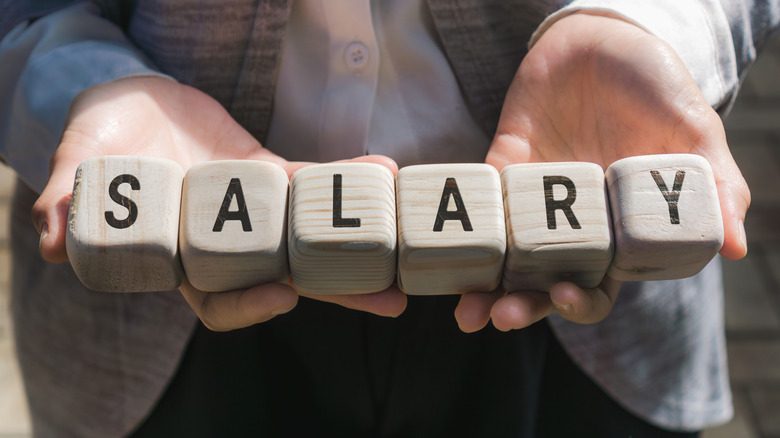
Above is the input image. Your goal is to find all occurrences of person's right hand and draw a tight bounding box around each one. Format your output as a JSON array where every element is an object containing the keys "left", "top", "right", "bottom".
[{"left": 32, "top": 76, "right": 406, "bottom": 331}]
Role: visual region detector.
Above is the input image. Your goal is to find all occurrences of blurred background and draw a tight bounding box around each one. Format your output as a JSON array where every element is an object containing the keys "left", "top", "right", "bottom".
[{"left": 1, "top": 35, "right": 779, "bottom": 438}]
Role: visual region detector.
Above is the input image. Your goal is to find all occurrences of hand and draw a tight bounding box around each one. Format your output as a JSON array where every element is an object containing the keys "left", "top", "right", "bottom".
[
  {"left": 32, "top": 76, "right": 406, "bottom": 331},
  {"left": 456, "top": 12, "right": 751, "bottom": 332}
]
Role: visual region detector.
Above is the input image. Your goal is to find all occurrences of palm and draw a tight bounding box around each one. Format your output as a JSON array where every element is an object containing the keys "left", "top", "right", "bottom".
[
  {"left": 57, "top": 77, "right": 285, "bottom": 172},
  {"left": 488, "top": 14, "right": 723, "bottom": 170}
]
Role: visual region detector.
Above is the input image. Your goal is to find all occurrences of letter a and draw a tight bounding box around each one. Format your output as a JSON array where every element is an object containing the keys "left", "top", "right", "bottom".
[
  {"left": 433, "top": 178, "right": 473, "bottom": 232},
  {"left": 213, "top": 178, "right": 252, "bottom": 232}
]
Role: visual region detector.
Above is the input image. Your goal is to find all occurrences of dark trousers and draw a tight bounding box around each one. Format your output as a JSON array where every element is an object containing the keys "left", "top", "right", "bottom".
[{"left": 132, "top": 296, "right": 699, "bottom": 438}]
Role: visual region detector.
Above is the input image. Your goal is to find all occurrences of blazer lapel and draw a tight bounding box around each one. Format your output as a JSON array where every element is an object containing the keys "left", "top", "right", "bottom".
[
  {"left": 427, "top": 0, "right": 572, "bottom": 136},
  {"left": 127, "top": 0, "right": 290, "bottom": 144},
  {"left": 229, "top": 0, "right": 291, "bottom": 144}
]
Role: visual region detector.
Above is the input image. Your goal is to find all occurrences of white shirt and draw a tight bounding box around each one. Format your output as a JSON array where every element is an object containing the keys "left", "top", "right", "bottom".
[{"left": 265, "top": 0, "right": 490, "bottom": 166}]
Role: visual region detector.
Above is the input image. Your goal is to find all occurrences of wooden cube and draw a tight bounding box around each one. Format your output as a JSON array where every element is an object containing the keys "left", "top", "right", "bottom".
[
  {"left": 396, "top": 164, "right": 505, "bottom": 295},
  {"left": 288, "top": 163, "right": 396, "bottom": 294},
  {"left": 606, "top": 154, "right": 724, "bottom": 281},
  {"left": 179, "top": 160, "right": 289, "bottom": 292},
  {"left": 501, "top": 162, "right": 613, "bottom": 292},
  {"left": 66, "top": 156, "right": 184, "bottom": 292}
]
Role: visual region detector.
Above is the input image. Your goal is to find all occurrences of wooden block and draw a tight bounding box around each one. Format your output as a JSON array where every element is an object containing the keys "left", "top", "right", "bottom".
[
  {"left": 66, "top": 156, "right": 184, "bottom": 292},
  {"left": 396, "top": 163, "right": 505, "bottom": 295},
  {"left": 288, "top": 163, "right": 396, "bottom": 294},
  {"left": 606, "top": 154, "right": 724, "bottom": 281},
  {"left": 179, "top": 160, "right": 289, "bottom": 292},
  {"left": 501, "top": 162, "right": 613, "bottom": 292}
]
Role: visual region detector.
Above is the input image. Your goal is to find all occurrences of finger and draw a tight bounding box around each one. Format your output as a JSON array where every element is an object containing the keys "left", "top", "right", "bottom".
[
  {"left": 285, "top": 155, "right": 400, "bottom": 180},
  {"left": 485, "top": 131, "right": 532, "bottom": 173},
  {"left": 341, "top": 155, "right": 399, "bottom": 176},
  {"left": 282, "top": 160, "right": 317, "bottom": 179},
  {"left": 180, "top": 279, "right": 299, "bottom": 332},
  {"left": 548, "top": 276, "right": 621, "bottom": 324},
  {"left": 490, "top": 290, "right": 555, "bottom": 331},
  {"left": 299, "top": 284, "right": 407, "bottom": 318},
  {"left": 454, "top": 289, "right": 505, "bottom": 333}
]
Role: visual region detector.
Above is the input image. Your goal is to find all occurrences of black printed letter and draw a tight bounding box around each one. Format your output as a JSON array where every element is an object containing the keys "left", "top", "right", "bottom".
[
  {"left": 650, "top": 170, "right": 685, "bottom": 225},
  {"left": 213, "top": 178, "right": 252, "bottom": 232},
  {"left": 433, "top": 178, "right": 473, "bottom": 232},
  {"left": 543, "top": 176, "right": 581, "bottom": 230},
  {"left": 105, "top": 174, "right": 140, "bottom": 229},
  {"left": 332, "top": 174, "right": 361, "bottom": 228}
]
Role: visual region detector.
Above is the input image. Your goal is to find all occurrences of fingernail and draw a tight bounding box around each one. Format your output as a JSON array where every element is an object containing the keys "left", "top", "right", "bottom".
[
  {"left": 739, "top": 219, "right": 747, "bottom": 253},
  {"left": 270, "top": 305, "right": 295, "bottom": 317},
  {"left": 38, "top": 222, "right": 48, "bottom": 250},
  {"left": 551, "top": 298, "right": 573, "bottom": 313}
]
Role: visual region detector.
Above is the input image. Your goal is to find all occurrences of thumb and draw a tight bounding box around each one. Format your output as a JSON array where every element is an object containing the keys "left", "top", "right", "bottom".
[
  {"left": 709, "top": 151, "right": 750, "bottom": 260},
  {"left": 31, "top": 147, "right": 90, "bottom": 263},
  {"left": 696, "top": 119, "right": 750, "bottom": 261}
]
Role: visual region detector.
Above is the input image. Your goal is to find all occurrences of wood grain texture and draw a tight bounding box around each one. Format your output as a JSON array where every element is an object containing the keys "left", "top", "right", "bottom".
[
  {"left": 179, "top": 160, "right": 289, "bottom": 292},
  {"left": 397, "top": 164, "right": 505, "bottom": 295},
  {"left": 66, "top": 156, "right": 184, "bottom": 292},
  {"left": 606, "top": 154, "right": 724, "bottom": 281},
  {"left": 288, "top": 163, "right": 396, "bottom": 294},
  {"left": 501, "top": 162, "right": 613, "bottom": 292}
]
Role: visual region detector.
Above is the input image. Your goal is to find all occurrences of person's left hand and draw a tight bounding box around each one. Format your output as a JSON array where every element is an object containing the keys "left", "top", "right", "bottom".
[{"left": 454, "top": 12, "right": 751, "bottom": 332}]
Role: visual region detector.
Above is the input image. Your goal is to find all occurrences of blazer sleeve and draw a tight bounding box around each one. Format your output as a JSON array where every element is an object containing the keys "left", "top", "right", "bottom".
[
  {"left": 529, "top": 0, "right": 780, "bottom": 114},
  {"left": 0, "top": 1, "right": 167, "bottom": 193},
  {"left": 721, "top": 0, "right": 780, "bottom": 80}
]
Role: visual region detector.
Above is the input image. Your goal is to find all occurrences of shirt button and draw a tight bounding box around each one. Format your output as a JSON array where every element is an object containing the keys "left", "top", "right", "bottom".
[{"left": 345, "top": 41, "right": 369, "bottom": 69}]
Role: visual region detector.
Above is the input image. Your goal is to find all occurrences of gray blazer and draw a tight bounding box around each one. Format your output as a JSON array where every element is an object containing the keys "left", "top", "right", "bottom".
[{"left": 2, "top": 0, "right": 775, "bottom": 435}]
